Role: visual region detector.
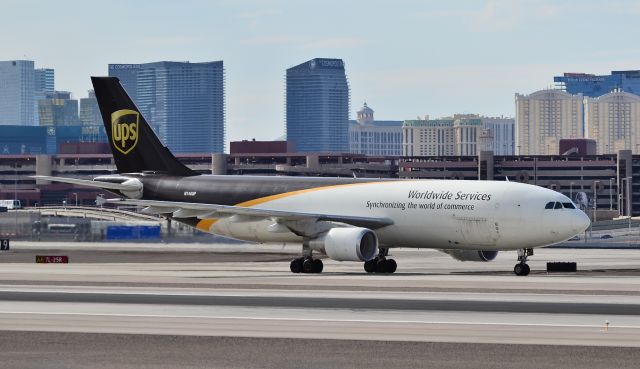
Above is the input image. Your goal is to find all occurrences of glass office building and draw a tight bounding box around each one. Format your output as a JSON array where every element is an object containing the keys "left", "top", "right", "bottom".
[
  {"left": 554, "top": 70, "right": 640, "bottom": 97},
  {"left": 286, "top": 58, "right": 350, "bottom": 153},
  {"left": 108, "top": 64, "right": 141, "bottom": 102},
  {"left": 79, "top": 90, "right": 102, "bottom": 126},
  {"left": 0, "top": 60, "right": 35, "bottom": 126},
  {"left": 34, "top": 68, "right": 55, "bottom": 124},
  {"left": 38, "top": 91, "right": 81, "bottom": 126},
  {"left": 108, "top": 61, "right": 225, "bottom": 153},
  {"left": 35, "top": 68, "right": 54, "bottom": 93}
]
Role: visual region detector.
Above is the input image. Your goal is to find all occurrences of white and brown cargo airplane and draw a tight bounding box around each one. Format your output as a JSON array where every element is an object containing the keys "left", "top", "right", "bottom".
[{"left": 35, "top": 77, "right": 590, "bottom": 276}]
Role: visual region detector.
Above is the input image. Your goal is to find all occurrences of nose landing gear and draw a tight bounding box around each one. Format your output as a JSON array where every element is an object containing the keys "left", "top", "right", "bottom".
[{"left": 514, "top": 248, "right": 533, "bottom": 276}]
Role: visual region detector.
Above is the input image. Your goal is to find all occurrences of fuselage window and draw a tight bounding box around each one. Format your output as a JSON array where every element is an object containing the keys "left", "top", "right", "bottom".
[
  {"left": 554, "top": 202, "right": 563, "bottom": 209},
  {"left": 545, "top": 202, "right": 555, "bottom": 209},
  {"left": 562, "top": 202, "right": 576, "bottom": 209}
]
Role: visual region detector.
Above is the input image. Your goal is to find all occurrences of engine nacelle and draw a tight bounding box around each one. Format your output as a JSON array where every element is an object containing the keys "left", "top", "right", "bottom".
[
  {"left": 443, "top": 249, "right": 498, "bottom": 262},
  {"left": 120, "top": 178, "right": 144, "bottom": 199},
  {"left": 309, "top": 227, "right": 378, "bottom": 262}
]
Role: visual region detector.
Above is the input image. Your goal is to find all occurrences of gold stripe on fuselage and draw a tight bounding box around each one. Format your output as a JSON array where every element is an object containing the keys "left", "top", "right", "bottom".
[{"left": 194, "top": 181, "right": 387, "bottom": 232}]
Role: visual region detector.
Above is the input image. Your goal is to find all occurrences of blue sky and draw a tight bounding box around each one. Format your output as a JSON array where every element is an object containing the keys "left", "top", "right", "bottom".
[{"left": 2, "top": 0, "right": 640, "bottom": 144}]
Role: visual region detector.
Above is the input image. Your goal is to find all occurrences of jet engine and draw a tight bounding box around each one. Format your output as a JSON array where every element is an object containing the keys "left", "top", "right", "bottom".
[
  {"left": 309, "top": 227, "right": 378, "bottom": 262},
  {"left": 443, "top": 249, "right": 498, "bottom": 262}
]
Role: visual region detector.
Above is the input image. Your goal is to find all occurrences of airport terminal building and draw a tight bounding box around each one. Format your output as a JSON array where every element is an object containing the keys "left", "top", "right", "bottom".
[{"left": 1, "top": 149, "right": 640, "bottom": 220}]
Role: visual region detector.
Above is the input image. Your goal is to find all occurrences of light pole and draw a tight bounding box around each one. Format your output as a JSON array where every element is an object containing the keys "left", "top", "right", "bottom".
[
  {"left": 609, "top": 178, "right": 615, "bottom": 211},
  {"left": 72, "top": 192, "right": 78, "bottom": 207},
  {"left": 627, "top": 176, "right": 632, "bottom": 234},
  {"left": 593, "top": 180, "right": 600, "bottom": 225},
  {"left": 13, "top": 162, "right": 17, "bottom": 237},
  {"left": 13, "top": 162, "right": 17, "bottom": 205},
  {"left": 569, "top": 182, "right": 575, "bottom": 201},
  {"left": 622, "top": 177, "right": 632, "bottom": 233}
]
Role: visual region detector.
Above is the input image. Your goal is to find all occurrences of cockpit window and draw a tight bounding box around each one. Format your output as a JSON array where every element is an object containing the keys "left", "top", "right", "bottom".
[
  {"left": 562, "top": 202, "right": 576, "bottom": 209},
  {"left": 545, "top": 202, "right": 555, "bottom": 209},
  {"left": 554, "top": 202, "right": 563, "bottom": 209}
]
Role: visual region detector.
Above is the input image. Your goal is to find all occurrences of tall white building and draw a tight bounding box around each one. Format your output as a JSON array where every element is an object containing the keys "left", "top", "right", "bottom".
[
  {"left": 349, "top": 103, "right": 403, "bottom": 156},
  {"left": 402, "top": 114, "right": 513, "bottom": 156},
  {"left": 515, "top": 89, "right": 584, "bottom": 155},
  {"left": 0, "top": 60, "right": 35, "bottom": 125},
  {"left": 585, "top": 90, "right": 640, "bottom": 154}
]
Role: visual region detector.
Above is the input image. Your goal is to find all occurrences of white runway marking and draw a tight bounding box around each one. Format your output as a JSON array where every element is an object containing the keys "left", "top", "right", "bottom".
[{"left": 0, "top": 310, "right": 639, "bottom": 329}]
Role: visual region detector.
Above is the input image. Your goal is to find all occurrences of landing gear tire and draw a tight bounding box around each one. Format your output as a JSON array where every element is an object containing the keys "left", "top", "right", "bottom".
[
  {"left": 313, "top": 259, "right": 323, "bottom": 273},
  {"left": 513, "top": 248, "right": 533, "bottom": 276},
  {"left": 364, "top": 259, "right": 377, "bottom": 273},
  {"left": 376, "top": 258, "right": 388, "bottom": 273},
  {"left": 298, "top": 258, "right": 322, "bottom": 274},
  {"left": 290, "top": 257, "right": 304, "bottom": 273},
  {"left": 514, "top": 263, "right": 530, "bottom": 276},
  {"left": 302, "top": 258, "right": 315, "bottom": 273},
  {"left": 385, "top": 259, "right": 397, "bottom": 274}
]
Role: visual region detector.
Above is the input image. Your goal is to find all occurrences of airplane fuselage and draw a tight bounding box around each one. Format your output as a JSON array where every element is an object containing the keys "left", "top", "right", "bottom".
[{"left": 134, "top": 174, "right": 589, "bottom": 251}]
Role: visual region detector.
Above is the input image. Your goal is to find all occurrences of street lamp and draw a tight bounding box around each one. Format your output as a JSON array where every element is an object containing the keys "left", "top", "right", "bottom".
[
  {"left": 609, "top": 178, "right": 615, "bottom": 211},
  {"left": 13, "top": 162, "right": 18, "bottom": 238},
  {"left": 569, "top": 182, "right": 575, "bottom": 201},
  {"left": 13, "top": 162, "right": 17, "bottom": 205},
  {"left": 621, "top": 177, "right": 632, "bottom": 233},
  {"left": 593, "top": 180, "right": 600, "bottom": 225},
  {"left": 72, "top": 192, "right": 78, "bottom": 207}
]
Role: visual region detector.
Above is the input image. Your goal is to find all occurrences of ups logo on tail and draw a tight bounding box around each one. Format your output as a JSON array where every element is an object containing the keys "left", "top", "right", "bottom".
[{"left": 111, "top": 109, "right": 139, "bottom": 155}]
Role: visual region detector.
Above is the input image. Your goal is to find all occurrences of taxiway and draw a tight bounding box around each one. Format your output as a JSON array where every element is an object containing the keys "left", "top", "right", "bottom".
[{"left": 0, "top": 241, "right": 639, "bottom": 368}]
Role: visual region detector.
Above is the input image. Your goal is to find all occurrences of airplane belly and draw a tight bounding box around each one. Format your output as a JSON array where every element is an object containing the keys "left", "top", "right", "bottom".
[{"left": 211, "top": 218, "right": 302, "bottom": 243}]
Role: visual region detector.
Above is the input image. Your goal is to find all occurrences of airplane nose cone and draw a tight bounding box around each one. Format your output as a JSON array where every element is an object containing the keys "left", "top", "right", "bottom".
[{"left": 574, "top": 211, "right": 591, "bottom": 232}]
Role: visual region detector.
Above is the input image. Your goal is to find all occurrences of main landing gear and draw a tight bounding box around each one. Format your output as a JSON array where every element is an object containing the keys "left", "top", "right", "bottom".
[
  {"left": 514, "top": 248, "right": 533, "bottom": 276},
  {"left": 290, "top": 257, "right": 323, "bottom": 274},
  {"left": 364, "top": 248, "right": 397, "bottom": 274}
]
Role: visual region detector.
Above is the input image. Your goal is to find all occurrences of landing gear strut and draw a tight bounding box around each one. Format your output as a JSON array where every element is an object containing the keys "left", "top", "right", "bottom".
[
  {"left": 514, "top": 248, "right": 533, "bottom": 276},
  {"left": 364, "top": 248, "right": 397, "bottom": 274},
  {"left": 290, "top": 257, "right": 323, "bottom": 274}
]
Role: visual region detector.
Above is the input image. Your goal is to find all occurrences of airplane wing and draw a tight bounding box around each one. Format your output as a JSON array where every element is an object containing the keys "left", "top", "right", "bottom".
[{"left": 100, "top": 197, "right": 394, "bottom": 230}]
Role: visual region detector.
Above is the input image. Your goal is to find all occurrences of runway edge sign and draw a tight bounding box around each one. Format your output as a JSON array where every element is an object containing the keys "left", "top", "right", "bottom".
[{"left": 35, "top": 255, "right": 69, "bottom": 264}]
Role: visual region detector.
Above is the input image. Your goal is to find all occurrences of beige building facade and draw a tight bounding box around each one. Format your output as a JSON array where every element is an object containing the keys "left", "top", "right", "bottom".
[
  {"left": 585, "top": 91, "right": 640, "bottom": 154},
  {"left": 515, "top": 89, "right": 584, "bottom": 155},
  {"left": 402, "top": 115, "right": 482, "bottom": 156},
  {"left": 349, "top": 103, "right": 403, "bottom": 156}
]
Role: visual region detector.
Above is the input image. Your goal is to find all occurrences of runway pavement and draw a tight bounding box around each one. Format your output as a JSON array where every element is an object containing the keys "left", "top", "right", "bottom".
[
  {"left": 0, "top": 241, "right": 640, "bottom": 368},
  {"left": 2, "top": 332, "right": 638, "bottom": 369}
]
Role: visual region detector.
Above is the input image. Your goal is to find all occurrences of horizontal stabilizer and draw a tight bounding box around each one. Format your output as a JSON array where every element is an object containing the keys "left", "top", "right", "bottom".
[{"left": 31, "top": 176, "right": 142, "bottom": 191}]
